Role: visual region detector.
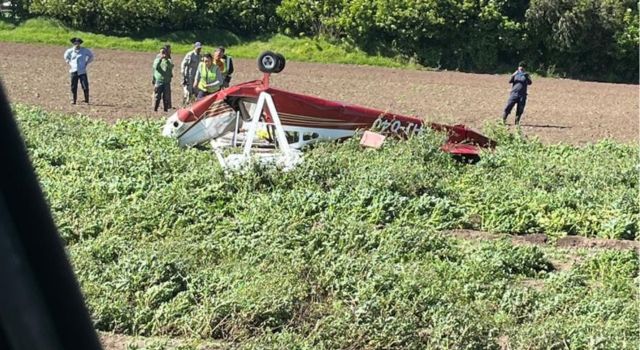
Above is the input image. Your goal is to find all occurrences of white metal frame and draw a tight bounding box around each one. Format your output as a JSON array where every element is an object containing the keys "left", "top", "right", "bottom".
[{"left": 213, "top": 92, "right": 301, "bottom": 171}]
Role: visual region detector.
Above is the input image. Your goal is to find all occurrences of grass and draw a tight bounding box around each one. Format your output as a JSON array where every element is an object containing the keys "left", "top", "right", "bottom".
[
  {"left": 0, "top": 18, "right": 418, "bottom": 68},
  {"left": 14, "top": 104, "right": 640, "bottom": 349}
]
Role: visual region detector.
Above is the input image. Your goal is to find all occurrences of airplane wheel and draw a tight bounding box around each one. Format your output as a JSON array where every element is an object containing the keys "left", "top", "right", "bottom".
[
  {"left": 274, "top": 53, "right": 286, "bottom": 73},
  {"left": 258, "top": 51, "right": 280, "bottom": 73}
]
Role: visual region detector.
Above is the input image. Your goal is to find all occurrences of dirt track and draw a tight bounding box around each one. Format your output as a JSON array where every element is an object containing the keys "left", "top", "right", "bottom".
[{"left": 0, "top": 42, "right": 637, "bottom": 145}]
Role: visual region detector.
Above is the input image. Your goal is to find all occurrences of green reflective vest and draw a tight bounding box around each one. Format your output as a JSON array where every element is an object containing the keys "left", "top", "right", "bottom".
[{"left": 197, "top": 62, "right": 219, "bottom": 93}]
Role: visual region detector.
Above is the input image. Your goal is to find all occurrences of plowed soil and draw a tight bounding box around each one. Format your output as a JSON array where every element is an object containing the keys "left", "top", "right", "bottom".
[{"left": 0, "top": 42, "right": 637, "bottom": 145}]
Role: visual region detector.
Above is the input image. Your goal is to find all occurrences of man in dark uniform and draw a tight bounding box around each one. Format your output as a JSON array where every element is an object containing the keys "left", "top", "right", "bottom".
[{"left": 502, "top": 61, "right": 532, "bottom": 125}]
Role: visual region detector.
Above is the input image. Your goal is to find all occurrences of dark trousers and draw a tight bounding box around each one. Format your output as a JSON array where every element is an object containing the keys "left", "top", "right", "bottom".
[
  {"left": 154, "top": 84, "right": 171, "bottom": 112},
  {"left": 164, "top": 83, "right": 172, "bottom": 109},
  {"left": 196, "top": 89, "right": 215, "bottom": 100},
  {"left": 222, "top": 75, "right": 232, "bottom": 88},
  {"left": 503, "top": 94, "right": 527, "bottom": 123},
  {"left": 70, "top": 72, "right": 89, "bottom": 103}
]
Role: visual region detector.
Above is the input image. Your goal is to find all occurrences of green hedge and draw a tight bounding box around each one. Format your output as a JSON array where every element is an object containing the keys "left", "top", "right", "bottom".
[
  {"left": 13, "top": 0, "right": 640, "bottom": 82},
  {"left": 276, "top": 0, "right": 639, "bottom": 82},
  {"left": 27, "top": 0, "right": 280, "bottom": 36}
]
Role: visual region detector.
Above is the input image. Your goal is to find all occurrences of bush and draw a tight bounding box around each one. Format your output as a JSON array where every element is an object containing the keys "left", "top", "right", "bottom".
[
  {"left": 525, "top": 0, "right": 639, "bottom": 82},
  {"left": 17, "top": 0, "right": 639, "bottom": 82},
  {"left": 15, "top": 105, "right": 640, "bottom": 348},
  {"left": 28, "top": 0, "right": 280, "bottom": 36}
]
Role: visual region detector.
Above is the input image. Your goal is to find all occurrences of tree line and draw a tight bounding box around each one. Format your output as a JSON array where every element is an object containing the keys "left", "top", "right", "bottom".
[{"left": 12, "top": 0, "right": 640, "bottom": 83}]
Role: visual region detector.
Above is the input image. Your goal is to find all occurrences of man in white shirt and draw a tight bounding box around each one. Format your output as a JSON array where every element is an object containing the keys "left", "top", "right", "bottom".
[{"left": 63, "top": 37, "right": 94, "bottom": 105}]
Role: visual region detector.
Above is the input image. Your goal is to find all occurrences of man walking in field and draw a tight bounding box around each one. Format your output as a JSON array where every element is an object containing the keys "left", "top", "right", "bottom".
[
  {"left": 180, "top": 42, "right": 202, "bottom": 105},
  {"left": 152, "top": 47, "right": 174, "bottom": 112},
  {"left": 64, "top": 37, "right": 94, "bottom": 105},
  {"left": 502, "top": 61, "right": 532, "bottom": 125}
]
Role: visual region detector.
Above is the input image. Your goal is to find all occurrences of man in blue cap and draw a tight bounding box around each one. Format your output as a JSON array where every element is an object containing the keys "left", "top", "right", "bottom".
[
  {"left": 502, "top": 61, "right": 532, "bottom": 125},
  {"left": 64, "top": 37, "right": 94, "bottom": 104},
  {"left": 180, "top": 42, "right": 202, "bottom": 105}
]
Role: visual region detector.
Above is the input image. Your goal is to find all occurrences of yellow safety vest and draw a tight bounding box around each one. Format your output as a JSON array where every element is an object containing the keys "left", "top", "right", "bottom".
[{"left": 197, "top": 62, "right": 219, "bottom": 93}]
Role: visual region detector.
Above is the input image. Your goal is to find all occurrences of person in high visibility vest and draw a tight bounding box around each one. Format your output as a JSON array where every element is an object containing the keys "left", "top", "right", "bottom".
[
  {"left": 193, "top": 53, "right": 222, "bottom": 100},
  {"left": 214, "top": 47, "right": 234, "bottom": 88}
]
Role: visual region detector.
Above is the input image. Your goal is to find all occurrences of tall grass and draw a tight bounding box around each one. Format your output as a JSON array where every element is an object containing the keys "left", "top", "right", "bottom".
[
  {"left": 14, "top": 104, "right": 640, "bottom": 349},
  {"left": 0, "top": 18, "right": 416, "bottom": 68}
]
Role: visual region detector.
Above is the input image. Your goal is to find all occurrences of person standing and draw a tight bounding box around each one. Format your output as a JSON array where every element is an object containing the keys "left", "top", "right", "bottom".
[
  {"left": 502, "top": 61, "right": 532, "bottom": 125},
  {"left": 193, "top": 53, "right": 222, "bottom": 100},
  {"left": 153, "top": 44, "right": 174, "bottom": 109},
  {"left": 214, "top": 47, "right": 234, "bottom": 88},
  {"left": 180, "top": 42, "right": 202, "bottom": 104},
  {"left": 64, "top": 37, "right": 94, "bottom": 105},
  {"left": 152, "top": 47, "right": 174, "bottom": 112}
]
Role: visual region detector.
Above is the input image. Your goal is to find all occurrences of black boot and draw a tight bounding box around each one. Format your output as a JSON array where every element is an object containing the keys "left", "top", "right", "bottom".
[
  {"left": 71, "top": 91, "right": 77, "bottom": 105},
  {"left": 83, "top": 89, "right": 89, "bottom": 104},
  {"left": 154, "top": 99, "right": 161, "bottom": 112}
]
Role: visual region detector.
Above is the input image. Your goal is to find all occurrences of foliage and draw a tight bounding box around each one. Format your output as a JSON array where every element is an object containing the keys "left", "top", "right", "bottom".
[
  {"left": 4, "top": 0, "right": 639, "bottom": 81},
  {"left": 0, "top": 18, "right": 411, "bottom": 68},
  {"left": 526, "top": 0, "right": 640, "bottom": 82},
  {"left": 14, "top": 105, "right": 640, "bottom": 348},
  {"left": 277, "top": 0, "right": 638, "bottom": 81},
  {"left": 0, "top": 18, "right": 242, "bottom": 54},
  {"left": 27, "top": 0, "right": 280, "bottom": 36}
]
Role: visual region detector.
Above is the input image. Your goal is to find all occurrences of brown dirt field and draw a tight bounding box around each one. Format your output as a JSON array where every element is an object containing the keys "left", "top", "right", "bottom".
[
  {"left": 446, "top": 229, "right": 640, "bottom": 251},
  {"left": 446, "top": 229, "right": 639, "bottom": 277},
  {"left": 99, "top": 332, "right": 223, "bottom": 350},
  {"left": 0, "top": 42, "right": 638, "bottom": 145}
]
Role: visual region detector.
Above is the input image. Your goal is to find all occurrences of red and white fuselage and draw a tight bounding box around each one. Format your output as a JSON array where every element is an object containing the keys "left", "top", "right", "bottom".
[{"left": 162, "top": 73, "right": 495, "bottom": 156}]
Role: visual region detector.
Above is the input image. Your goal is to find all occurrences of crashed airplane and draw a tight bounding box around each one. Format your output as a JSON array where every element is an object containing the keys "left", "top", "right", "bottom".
[{"left": 162, "top": 51, "right": 495, "bottom": 169}]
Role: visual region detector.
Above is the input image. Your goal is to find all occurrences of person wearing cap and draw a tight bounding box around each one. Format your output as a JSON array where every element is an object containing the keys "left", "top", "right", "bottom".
[
  {"left": 214, "top": 47, "right": 234, "bottom": 88},
  {"left": 502, "top": 61, "right": 532, "bottom": 125},
  {"left": 193, "top": 53, "right": 222, "bottom": 100},
  {"left": 180, "top": 42, "right": 202, "bottom": 104},
  {"left": 63, "top": 37, "right": 94, "bottom": 104},
  {"left": 152, "top": 47, "right": 174, "bottom": 112}
]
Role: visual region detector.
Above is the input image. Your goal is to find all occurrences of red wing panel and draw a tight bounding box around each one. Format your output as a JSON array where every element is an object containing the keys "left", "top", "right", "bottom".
[
  {"left": 265, "top": 87, "right": 422, "bottom": 130},
  {"left": 173, "top": 75, "right": 496, "bottom": 156}
]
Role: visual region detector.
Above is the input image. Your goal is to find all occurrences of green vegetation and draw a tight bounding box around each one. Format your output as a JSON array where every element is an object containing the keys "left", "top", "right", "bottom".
[
  {"left": 8, "top": 0, "right": 639, "bottom": 82},
  {"left": 0, "top": 18, "right": 242, "bottom": 53},
  {"left": 227, "top": 35, "right": 414, "bottom": 68},
  {"left": 16, "top": 105, "right": 639, "bottom": 348},
  {"left": 277, "top": 0, "right": 639, "bottom": 82},
  {"left": 0, "top": 18, "right": 410, "bottom": 68}
]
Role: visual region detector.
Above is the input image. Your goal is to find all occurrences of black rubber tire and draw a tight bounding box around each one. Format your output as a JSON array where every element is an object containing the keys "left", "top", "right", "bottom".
[
  {"left": 274, "top": 53, "right": 286, "bottom": 73},
  {"left": 257, "top": 51, "right": 280, "bottom": 73}
]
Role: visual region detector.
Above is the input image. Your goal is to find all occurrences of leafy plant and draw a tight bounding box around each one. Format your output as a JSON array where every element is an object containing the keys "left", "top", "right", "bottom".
[{"left": 15, "top": 105, "right": 640, "bottom": 349}]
